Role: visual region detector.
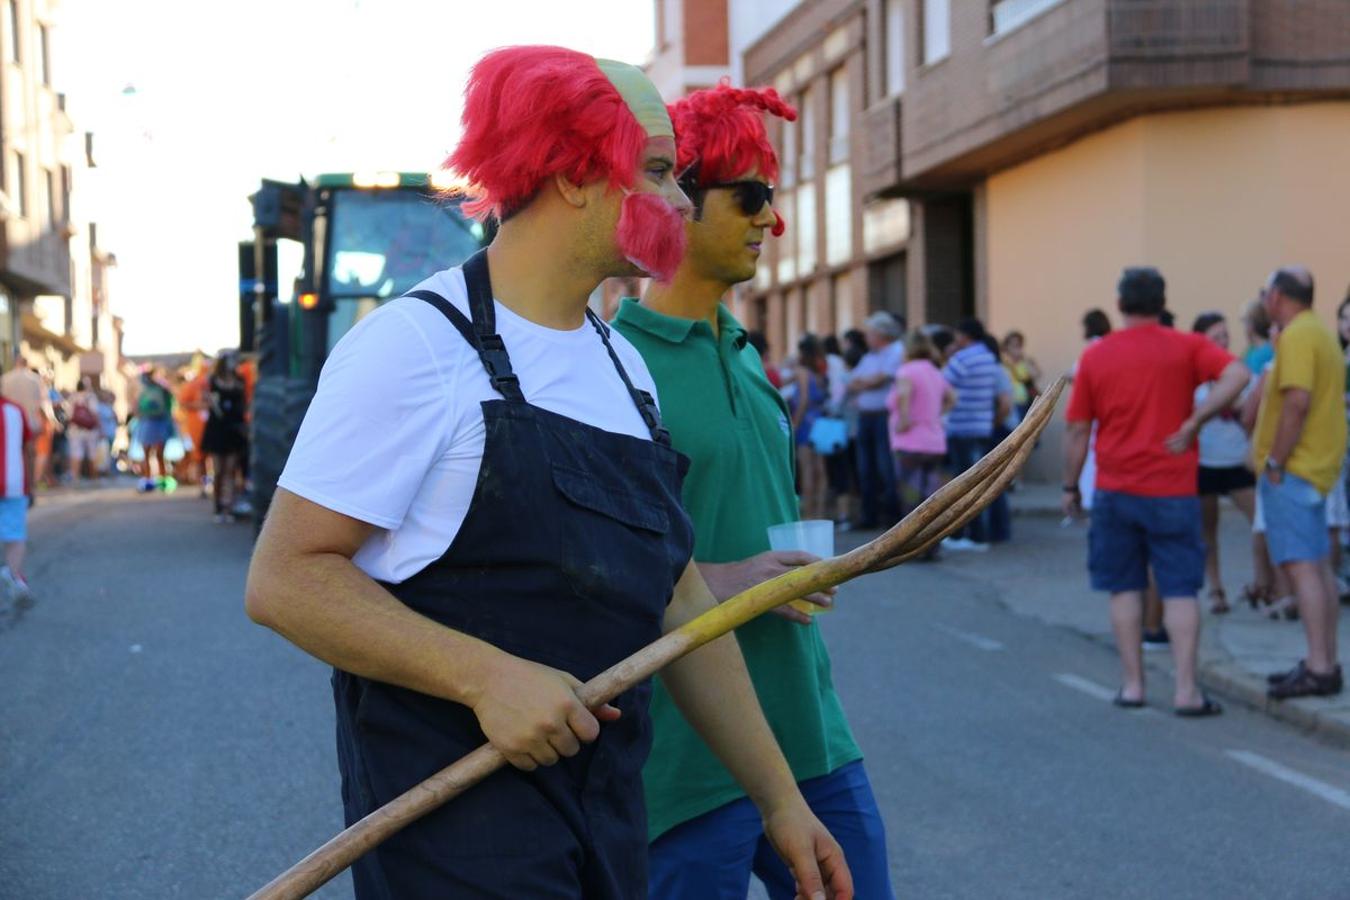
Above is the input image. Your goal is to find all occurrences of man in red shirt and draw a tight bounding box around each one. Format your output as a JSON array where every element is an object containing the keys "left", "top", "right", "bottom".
[{"left": 1063, "top": 267, "right": 1249, "bottom": 715}]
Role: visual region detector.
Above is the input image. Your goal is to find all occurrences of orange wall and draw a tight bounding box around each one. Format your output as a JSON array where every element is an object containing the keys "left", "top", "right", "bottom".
[{"left": 985, "top": 102, "right": 1350, "bottom": 478}]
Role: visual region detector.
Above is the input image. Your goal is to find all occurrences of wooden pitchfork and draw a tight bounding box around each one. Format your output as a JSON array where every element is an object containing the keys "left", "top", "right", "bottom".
[{"left": 249, "top": 377, "right": 1067, "bottom": 900}]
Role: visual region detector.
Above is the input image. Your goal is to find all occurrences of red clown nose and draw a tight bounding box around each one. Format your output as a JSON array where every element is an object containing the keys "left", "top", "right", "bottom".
[{"left": 616, "top": 192, "right": 687, "bottom": 282}]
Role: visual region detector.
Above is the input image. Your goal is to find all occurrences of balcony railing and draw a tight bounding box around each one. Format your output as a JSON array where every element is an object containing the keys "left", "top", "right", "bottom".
[{"left": 1107, "top": 0, "right": 1248, "bottom": 57}]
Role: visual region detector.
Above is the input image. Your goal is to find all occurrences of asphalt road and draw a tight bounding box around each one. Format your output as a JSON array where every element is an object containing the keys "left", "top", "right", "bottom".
[{"left": 1, "top": 491, "right": 1346, "bottom": 899}]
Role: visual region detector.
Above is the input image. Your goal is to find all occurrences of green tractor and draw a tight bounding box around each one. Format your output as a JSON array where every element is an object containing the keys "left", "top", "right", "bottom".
[{"left": 238, "top": 172, "right": 488, "bottom": 527}]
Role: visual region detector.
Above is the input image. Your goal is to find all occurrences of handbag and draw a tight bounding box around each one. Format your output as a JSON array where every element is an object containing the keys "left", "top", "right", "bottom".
[{"left": 808, "top": 416, "right": 849, "bottom": 455}]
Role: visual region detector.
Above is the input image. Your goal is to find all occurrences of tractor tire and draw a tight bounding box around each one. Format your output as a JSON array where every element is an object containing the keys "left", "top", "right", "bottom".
[{"left": 249, "top": 376, "right": 317, "bottom": 533}]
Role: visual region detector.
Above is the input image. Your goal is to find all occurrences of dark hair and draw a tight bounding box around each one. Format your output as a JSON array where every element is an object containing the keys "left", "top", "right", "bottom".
[
  {"left": 746, "top": 330, "right": 768, "bottom": 356},
  {"left": 980, "top": 334, "right": 1000, "bottom": 357},
  {"left": 1191, "top": 311, "right": 1225, "bottom": 336},
  {"left": 931, "top": 329, "right": 955, "bottom": 356},
  {"left": 1002, "top": 330, "right": 1025, "bottom": 351},
  {"left": 1159, "top": 309, "right": 1175, "bottom": 329},
  {"left": 956, "top": 318, "right": 986, "bottom": 341},
  {"left": 1271, "top": 267, "right": 1314, "bottom": 305},
  {"left": 842, "top": 328, "right": 866, "bottom": 367},
  {"left": 1082, "top": 308, "right": 1112, "bottom": 339},
  {"left": 1117, "top": 267, "right": 1166, "bottom": 316},
  {"left": 821, "top": 334, "right": 841, "bottom": 356},
  {"left": 797, "top": 333, "right": 824, "bottom": 366},
  {"left": 1338, "top": 292, "right": 1350, "bottom": 350}
]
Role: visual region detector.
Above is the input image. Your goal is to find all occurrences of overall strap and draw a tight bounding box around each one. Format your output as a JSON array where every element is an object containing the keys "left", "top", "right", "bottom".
[
  {"left": 461, "top": 250, "right": 524, "bottom": 401},
  {"left": 585, "top": 309, "right": 671, "bottom": 447}
]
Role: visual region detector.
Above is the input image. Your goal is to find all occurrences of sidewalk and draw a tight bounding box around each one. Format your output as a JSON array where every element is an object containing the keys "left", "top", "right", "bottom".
[{"left": 1003, "top": 482, "right": 1350, "bottom": 748}]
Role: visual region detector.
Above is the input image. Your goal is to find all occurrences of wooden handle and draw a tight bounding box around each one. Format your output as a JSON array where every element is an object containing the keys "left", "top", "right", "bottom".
[{"left": 248, "top": 378, "right": 1066, "bottom": 900}]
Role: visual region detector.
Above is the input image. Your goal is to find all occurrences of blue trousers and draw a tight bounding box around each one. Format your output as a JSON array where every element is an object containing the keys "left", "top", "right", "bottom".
[
  {"left": 648, "top": 760, "right": 895, "bottom": 899},
  {"left": 856, "top": 412, "right": 900, "bottom": 527},
  {"left": 946, "top": 435, "right": 990, "bottom": 542}
]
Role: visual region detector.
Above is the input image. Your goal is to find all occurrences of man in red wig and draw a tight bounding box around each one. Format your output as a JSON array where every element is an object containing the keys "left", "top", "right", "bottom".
[
  {"left": 247, "top": 46, "right": 852, "bottom": 900},
  {"left": 614, "top": 84, "right": 896, "bottom": 898}
]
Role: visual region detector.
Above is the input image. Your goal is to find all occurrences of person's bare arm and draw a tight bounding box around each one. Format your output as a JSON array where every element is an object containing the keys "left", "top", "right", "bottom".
[
  {"left": 1240, "top": 372, "right": 1265, "bottom": 434},
  {"left": 893, "top": 378, "right": 913, "bottom": 434},
  {"left": 246, "top": 489, "right": 618, "bottom": 771},
  {"left": 1165, "top": 361, "right": 1250, "bottom": 453},
  {"left": 1265, "top": 387, "right": 1312, "bottom": 477},
  {"left": 995, "top": 391, "right": 1012, "bottom": 427},
  {"left": 661, "top": 563, "right": 853, "bottom": 900},
  {"left": 790, "top": 370, "right": 809, "bottom": 431},
  {"left": 941, "top": 384, "right": 957, "bottom": 414},
  {"left": 1062, "top": 420, "right": 1091, "bottom": 518}
]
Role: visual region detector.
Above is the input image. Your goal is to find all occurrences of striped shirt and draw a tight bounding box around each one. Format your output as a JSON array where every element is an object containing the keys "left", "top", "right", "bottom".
[
  {"left": 943, "top": 342, "right": 1000, "bottom": 438},
  {"left": 0, "top": 397, "right": 32, "bottom": 498}
]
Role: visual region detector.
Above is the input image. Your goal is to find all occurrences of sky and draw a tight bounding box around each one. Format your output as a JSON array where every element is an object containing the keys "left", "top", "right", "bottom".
[{"left": 55, "top": 0, "right": 656, "bottom": 354}]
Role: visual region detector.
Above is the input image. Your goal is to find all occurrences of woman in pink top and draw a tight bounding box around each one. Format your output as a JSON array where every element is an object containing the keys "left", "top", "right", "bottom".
[{"left": 888, "top": 332, "right": 956, "bottom": 518}]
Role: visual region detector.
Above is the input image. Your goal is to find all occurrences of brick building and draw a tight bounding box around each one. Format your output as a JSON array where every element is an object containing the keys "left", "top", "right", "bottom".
[
  {"left": 0, "top": 0, "right": 129, "bottom": 403},
  {"left": 686, "top": 0, "right": 1350, "bottom": 475}
]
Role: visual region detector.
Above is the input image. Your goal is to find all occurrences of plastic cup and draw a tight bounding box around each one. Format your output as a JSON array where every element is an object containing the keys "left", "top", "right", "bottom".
[{"left": 766, "top": 520, "right": 834, "bottom": 615}]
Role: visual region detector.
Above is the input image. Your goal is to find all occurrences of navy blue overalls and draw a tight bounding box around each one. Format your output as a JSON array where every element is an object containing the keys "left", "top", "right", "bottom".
[{"left": 332, "top": 250, "right": 695, "bottom": 899}]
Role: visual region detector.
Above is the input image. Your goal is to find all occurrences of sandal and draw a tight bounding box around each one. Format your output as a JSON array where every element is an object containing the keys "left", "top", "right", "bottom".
[
  {"left": 1266, "top": 596, "right": 1299, "bottom": 621},
  {"left": 1113, "top": 691, "right": 1145, "bottom": 709},
  {"left": 1240, "top": 583, "right": 1270, "bottom": 609},
  {"left": 1208, "top": 587, "right": 1230, "bottom": 614},
  {"left": 1175, "top": 695, "right": 1223, "bottom": 717}
]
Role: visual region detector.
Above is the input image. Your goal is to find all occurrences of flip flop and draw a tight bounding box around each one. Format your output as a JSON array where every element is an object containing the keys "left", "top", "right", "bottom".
[
  {"left": 1174, "top": 696, "right": 1223, "bottom": 718},
  {"left": 1113, "top": 691, "right": 1145, "bottom": 709}
]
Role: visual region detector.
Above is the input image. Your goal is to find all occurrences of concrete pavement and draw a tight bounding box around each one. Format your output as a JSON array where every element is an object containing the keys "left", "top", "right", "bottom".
[{"left": 996, "top": 482, "right": 1350, "bottom": 748}]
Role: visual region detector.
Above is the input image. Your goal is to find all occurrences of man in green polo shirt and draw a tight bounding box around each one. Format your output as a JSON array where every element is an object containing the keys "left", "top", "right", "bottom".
[{"left": 613, "top": 84, "right": 895, "bottom": 899}]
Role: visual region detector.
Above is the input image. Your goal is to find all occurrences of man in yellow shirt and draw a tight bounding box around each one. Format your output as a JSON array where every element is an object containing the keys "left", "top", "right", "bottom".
[{"left": 1253, "top": 266, "right": 1346, "bottom": 699}]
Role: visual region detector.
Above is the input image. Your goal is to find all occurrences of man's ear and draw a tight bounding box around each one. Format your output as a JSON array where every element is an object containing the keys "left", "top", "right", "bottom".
[{"left": 554, "top": 172, "right": 589, "bottom": 209}]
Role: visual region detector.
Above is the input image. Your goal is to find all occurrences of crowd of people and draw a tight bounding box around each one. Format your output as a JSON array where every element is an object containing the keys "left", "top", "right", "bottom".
[
  {"left": 0, "top": 348, "right": 257, "bottom": 608},
  {"left": 759, "top": 309, "right": 1041, "bottom": 555},
  {"left": 1062, "top": 265, "right": 1346, "bottom": 709}
]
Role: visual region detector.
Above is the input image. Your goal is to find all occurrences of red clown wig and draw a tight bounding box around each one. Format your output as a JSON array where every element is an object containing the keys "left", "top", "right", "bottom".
[
  {"left": 668, "top": 83, "right": 797, "bottom": 236},
  {"left": 446, "top": 46, "right": 651, "bottom": 221}
]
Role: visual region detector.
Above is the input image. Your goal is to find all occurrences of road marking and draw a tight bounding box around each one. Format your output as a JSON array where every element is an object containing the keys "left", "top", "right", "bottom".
[
  {"left": 1054, "top": 673, "right": 1117, "bottom": 701},
  {"left": 1226, "top": 750, "right": 1350, "bottom": 812},
  {"left": 1053, "top": 672, "right": 1159, "bottom": 715},
  {"left": 935, "top": 624, "right": 1004, "bottom": 651}
]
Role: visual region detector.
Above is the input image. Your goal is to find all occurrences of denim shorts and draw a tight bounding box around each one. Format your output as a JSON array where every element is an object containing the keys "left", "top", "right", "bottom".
[
  {"left": 1088, "top": 490, "right": 1204, "bottom": 598},
  {"left": 0, "top": 496, "right": 27, "bottom": 542},
  {"left": 1259, "top": 472, "right": 1328, "bottom": 564}
]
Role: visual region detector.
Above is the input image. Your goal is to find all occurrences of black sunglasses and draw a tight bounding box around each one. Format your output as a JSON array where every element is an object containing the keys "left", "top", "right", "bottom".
[{"left": 706, "top": 180, "right": 774, "bottom": 216}]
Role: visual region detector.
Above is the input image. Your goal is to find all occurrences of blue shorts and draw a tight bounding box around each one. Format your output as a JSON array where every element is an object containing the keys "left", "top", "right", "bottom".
[
  {"left": 1260, "top": 472, "right": 1329, "bottom": 564},
  {"left": 1088, "top": 490, "right": 1204, "bottom": 598},
  {"left": 0, "top": 496, "right": 27, "bottom": 542},
  {"left": 648, "top": 760, "right": 894, "bottom": 899}
]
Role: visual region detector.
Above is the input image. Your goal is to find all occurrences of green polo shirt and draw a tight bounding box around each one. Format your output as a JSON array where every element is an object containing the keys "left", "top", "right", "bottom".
[{"left": 612, "top": 298, "right": 862, "bottom": 842}]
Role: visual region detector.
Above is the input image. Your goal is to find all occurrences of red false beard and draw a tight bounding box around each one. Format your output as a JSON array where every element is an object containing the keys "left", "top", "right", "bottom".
[{"left": 616, "top": 192, "right": 687, "bottom": 283}]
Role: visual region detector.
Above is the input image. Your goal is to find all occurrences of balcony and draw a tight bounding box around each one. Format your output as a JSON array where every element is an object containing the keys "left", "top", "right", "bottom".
[
  {"left": 858, "top": 93, "right": 903, "bottom": 198},
  {"left": 897, "top": 0, "right": 1347, "bottom": 189}
]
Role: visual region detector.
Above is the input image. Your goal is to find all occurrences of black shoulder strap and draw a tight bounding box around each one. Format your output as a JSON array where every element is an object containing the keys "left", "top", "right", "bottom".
[{"left": 585, "top": 309, "right": 671, "bottom": 446}]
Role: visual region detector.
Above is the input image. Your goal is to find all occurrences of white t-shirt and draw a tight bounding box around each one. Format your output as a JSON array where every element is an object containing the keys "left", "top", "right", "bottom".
[
  {"left": 278, "top": 265, "right": 662, "bottom": 584},
  {"left": 1194, "top": 382, "right": 1251, "bottom": 468}
]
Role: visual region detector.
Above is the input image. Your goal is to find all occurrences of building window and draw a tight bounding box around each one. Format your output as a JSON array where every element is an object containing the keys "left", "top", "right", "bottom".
[
  {"left": 828, "top": 68, "right": 849, "bottom": 165},
  {"left": 824, "top": 165, "right": 852, "bottom": 266},
  {"left": 799, "top": 85, "right": 817, "bottom": 181},
  {"left": 7, "top": 1, "right": 18, "bottom": 63},
  {"left": 13, "top": 151, "right": 26, "bottom": 217},
  {"left": 38, "top": 21, "right": 48, "bottom": 84},
  {"left": 60, "top": 165, "right": 69, "bottom": 223},
  {"left": 922, "top": 0, "right": 951, "bottom": 64},
  {"left": 990, "top": 0, "right": 1064, "bottom": 35},
  {"left": 797, "top": 186, "right": 817, "bottom": 274},
  {"left": 885, "top": 0, "right": 906, "bottom": 95},
  {"left": 780, "top": 117, "right": 797, "bottom": 187},
  {"left": 43, "top": 168, "right": 54, "bottom": 229}
]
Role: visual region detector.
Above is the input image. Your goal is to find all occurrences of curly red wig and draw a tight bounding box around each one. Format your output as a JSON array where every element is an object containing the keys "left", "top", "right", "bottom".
[
  {"left": 446, "top": 46, "right": 650, "bottom": 221},
  {"left": 668, "top": 82, "right": 796, "bottom": 236}
]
